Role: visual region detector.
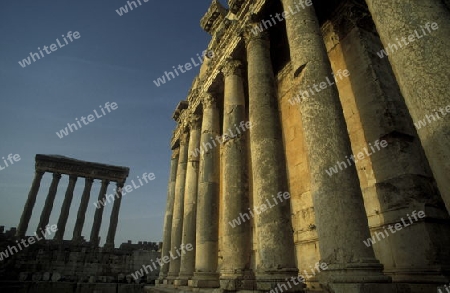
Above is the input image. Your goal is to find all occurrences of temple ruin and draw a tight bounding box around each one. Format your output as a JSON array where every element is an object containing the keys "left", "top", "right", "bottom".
[
  {"left": 156, "top": 0, "right": 450, "bottom": 293},
  {"left": 16, "top": 154, "right": 129, "bottom": 248},
  {"left": 0, "top": 155, "right": 160, "bottom": 293}
]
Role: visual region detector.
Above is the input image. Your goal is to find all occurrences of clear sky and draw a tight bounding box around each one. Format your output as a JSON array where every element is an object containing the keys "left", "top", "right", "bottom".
[{"left": 0, "top": 0, "right": 226, "bottom": 246}]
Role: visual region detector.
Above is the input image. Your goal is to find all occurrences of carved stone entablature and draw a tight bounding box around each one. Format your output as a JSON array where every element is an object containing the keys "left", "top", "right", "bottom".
[
  {"left": 35, "top": 154, "right": 129, "bottom": 183},
  {"left": 228, "top": 0, "right": 246, "bottom": 14},
  {"left": 171, "top": 109, "right": 189, "bottom": 148},
  {"left": 200, "top": 0, "right": 228, "bottom": 35},
  {"left": 188, "top": 87, "right": 202, "bottom": 114},
  {"left": 172, "top": 100, "right": 189, "bottom": 122},
  {"left": 321, "top": 0, "right": 374, "bottom": 48}
]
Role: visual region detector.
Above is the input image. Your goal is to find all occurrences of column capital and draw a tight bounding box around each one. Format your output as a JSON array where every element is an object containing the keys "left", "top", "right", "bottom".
[
  {"left": 53, "top": 173, "right": 62, "bottom": 180},
  {"left": 221, "top": 59, "right": 243, "bottom": 77},
  {"left": 172, "top": 148, "right": 180, "bottom": 159},
  {"left": 180, "top": 132, "right": 190, "bottom": 145},
  {"left": 35, "top": 170, "right": 45, "bottom": 177},
  {"left": 69, "top": 175, "right": 78, "bottom": 182},
  {"left": 242, "top": 14, "right": 270, "bottom": 47},
  {"left": 201, "top": 93, "right": 218, "bottom": 109},
  {"left": 116, "top": 181, "right": 125, "bottom": 188},
  {"left": 188, "top": 113, "right": 202, "bottom": 130},
  {"left": 85, "top": 177, "right": 94, "bottom": 183}
]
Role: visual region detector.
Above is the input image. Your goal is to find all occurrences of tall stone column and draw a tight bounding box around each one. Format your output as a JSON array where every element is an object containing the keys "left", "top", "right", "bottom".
[
  {"left": 16, "top": 171, "right": 45, "bottom": 238},
  {"left": 54, "top": 175, "right": 78, "bottom": 241},
  {"left": 176, "top": 114, "right": 202, "bottom": 286},
  {"left": 219, "top": 60, "right": 253, "bottom": 290},
  {"left": 245, "top": 31, "right": 298, "bottom": 290},
  {"left": 105, "top": 182, "right": 124, "bottom": 248},
  {"left": 167, "top": 131, "right": 189, "bottom": 283},
  {"left": 364, "top": 0, "right": 450, "bottom": 212},
  {"left": 191, "top": 94, "right": 221, "bottom": 288},
  {"left": 72, "top": 177, "right": 94, "bottom": 242},
  {"left": 37, "top": 173, "right": 61, "bottom": 237},
  {"left": 90, "top": 179, "right": 109, "bottom": 246},
  {"left": 280, "top": 0, "right": 389, "bottom": 287},
  {"left": 158, "top": 148, "right": 180, "bottom": 282}
]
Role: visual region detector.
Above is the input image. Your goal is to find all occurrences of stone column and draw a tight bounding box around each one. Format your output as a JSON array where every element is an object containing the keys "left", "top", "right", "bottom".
[
  {"left": 54, "top": 175, "right": 78, "bottom": 241},
  {"left": 176, "top": 113, "right": 202, "bottom": 286},
  {"left": 90, "top": 179, "right": 109, "bottom": 246},
  {"left": 105, "top": 182, "right": 124, "bottom": 248},
  {"left": 245, "top": 31, "right": 298, "bottom": 290},
  {"left": 166, "top": 131, "right": 189, "bottom": 283},
  {"left": 37, "top": 173, "right": 61, "bottom": 237},
  {"left": 219, "top": 60, "right": 253, "bottom": 290},
  {"left": 16, "top": 171, "right": 45, "bottom": 238},
  {"left": 72, "top": 177, "right": 94, "bottom": 242},
  {"left": 191, "top": 94, "right": 221, "bottom": 288},
  {"left": 158, "top": 148, "right": 180, "bottom": 282},
  {"left": 364, "top": 0, "right": 450, "bottom": 212},
  {"left": 280, "top": 0, "right": 389, "bottom": 287}
]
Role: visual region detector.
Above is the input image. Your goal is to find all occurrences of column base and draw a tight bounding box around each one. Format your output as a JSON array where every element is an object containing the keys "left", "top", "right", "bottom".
[
  {"left": 319, "top": 261, "right": 391, "bottom": 284},
  {"left": 190, "top": 272, "right": 220, "bottom": 288},
  {"left": 173, "top": 272, "right": 193, "bottom": 286},
  {"left": 173, "top": 278, "right": 189, "bottom": 286},
  {"left": 165, "top": 274, "right": 178, "bottom": 285},
  {"left": 255, "top": 268, "right": 301, "bottom": 292},
  {"left": 220, "top": 270, "right": 257, "bottom": 291},
  {"left": 385, "top": 266, "right": 450, "bottom": 283}
]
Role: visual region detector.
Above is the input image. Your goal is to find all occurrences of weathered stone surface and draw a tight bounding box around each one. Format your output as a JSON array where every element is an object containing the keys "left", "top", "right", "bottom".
[
  {"left": 167, "top": 131, "right": 190, "bottom": 282},
  {"left": 161, "top": 0, "right": 450, "bottom": 292},
  {"left": 191, "top": 94, "right": 221, "bottom": 288},
  {"left": 364, "top": 0, "right": 450, "bottom": 213}
]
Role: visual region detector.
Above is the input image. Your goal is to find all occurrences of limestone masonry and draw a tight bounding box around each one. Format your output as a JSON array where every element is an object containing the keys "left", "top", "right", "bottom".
[{"left": 156, "top": 0, "right": 450, "bottom": 293}]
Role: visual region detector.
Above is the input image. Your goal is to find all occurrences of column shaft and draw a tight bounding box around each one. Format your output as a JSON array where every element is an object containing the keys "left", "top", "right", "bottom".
[
  {"left": 167, "top": 131, "right": 189, "bottom": 282},
  {"left": 90, "top": 179, "right": 109, "bottom": 246},
  {"left": 245, "top": 32, "right": 298, "bottom": 289},
  {"left": 16, "top": 171, "right": 45, "bottom": 238},
  {"left": 54, "top": 175, "right": 78, "bottom": 241},
  {"left": 280, "top": 0, "right": 388, "bottom": 284},
  {"left": 364, "top": 0, "right": 450, "bottom": 212},
  {"left": 72, "top": 177, "right": 94, "bottom": 242},
  {"left": 192, "top": 94, "right": 221, "bottom": 288},
  {"left": 220, "top": 60, "right": 253, "bottom": 290},
  {"left": 158, "top": 149, "right": 180, "bottom": 281},
  {"left": 37, "top": 173, "right": 61, "bottom": 237},
  {"left": 105, "top": 182, "right": 123, "bottom": 248},
  {"left": 177, "top": 114, "right": 202, "bottom": 285}
]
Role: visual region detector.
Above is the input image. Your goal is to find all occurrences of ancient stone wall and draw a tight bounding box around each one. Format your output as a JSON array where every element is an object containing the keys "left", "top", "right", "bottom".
[{"left": 157, "top": 0, "right": 450, "bottom": 292}]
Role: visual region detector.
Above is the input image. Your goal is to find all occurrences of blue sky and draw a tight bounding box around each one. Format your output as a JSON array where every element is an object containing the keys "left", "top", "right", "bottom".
[{"left": 0, "top": 0, "right": 226, "bottom": 246}]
